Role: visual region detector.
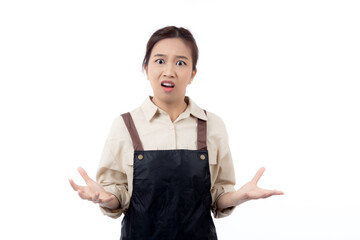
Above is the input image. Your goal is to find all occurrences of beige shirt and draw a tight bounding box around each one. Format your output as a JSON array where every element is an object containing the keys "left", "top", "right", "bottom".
[{"left": 96, "top": 96, "right": 236, "bottom": 219}]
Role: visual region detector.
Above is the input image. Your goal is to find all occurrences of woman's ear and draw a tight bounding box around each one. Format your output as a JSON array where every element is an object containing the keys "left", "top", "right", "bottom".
[
  {"left": 143, "top": 64, "right": 149, "bottom": 80},
  {"left": 189, "top": 69, "right": 197, "bottom": 84}
]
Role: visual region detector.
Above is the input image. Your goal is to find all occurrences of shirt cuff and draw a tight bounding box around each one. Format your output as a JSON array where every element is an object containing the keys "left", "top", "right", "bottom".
[
  {"left": 99, "top": 204, "right": 123, "bottom": 219},
  {"left": 99, "top": 185, "right": 130, "bottom": 219}
]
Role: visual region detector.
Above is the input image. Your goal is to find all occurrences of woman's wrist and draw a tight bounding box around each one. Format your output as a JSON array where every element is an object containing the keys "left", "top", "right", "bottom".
[
  {"left": 232, "top": 189, "right": 250, "bottom": 206},
  {"left": 100, "top": 194, "right": 120, "bottom": 210},
  {"left": 217, "top": 190, "right": 249, "bottom": 209}
]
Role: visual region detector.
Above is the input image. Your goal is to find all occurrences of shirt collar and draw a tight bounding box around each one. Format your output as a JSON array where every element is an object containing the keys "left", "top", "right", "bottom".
[
  {"left": 141, "top": 96, "right": 159, "bottom": 121},
  {"left": 140, "top": 96, "right": 207, "bottom": 122}
]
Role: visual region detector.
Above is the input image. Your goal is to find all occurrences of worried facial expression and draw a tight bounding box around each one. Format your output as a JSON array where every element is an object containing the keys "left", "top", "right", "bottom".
[{"left": 145, "top": 38, "right": 197, "bottom": 104}]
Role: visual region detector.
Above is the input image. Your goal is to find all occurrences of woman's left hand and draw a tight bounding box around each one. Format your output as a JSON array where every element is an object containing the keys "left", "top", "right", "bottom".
[
  {"left": 233, "top": 167, "right": 284, "bottom": 205},
  {"left": 216, "top": 167, "right": 284, "bottom": 209}
]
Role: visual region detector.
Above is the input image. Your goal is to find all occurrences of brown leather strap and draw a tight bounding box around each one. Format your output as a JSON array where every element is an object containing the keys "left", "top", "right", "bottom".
[
  {"left": 121, "top": 112, "right": 144, "bottom": 151},
  {"left": 197, "top": 110, "right": 207, "bottom": 150}
]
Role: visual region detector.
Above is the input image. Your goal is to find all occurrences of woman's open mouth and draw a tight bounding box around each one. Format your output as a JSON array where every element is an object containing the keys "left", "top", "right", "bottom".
[{"left": 161, "top": 81, "right": 175, "bottom": 92}]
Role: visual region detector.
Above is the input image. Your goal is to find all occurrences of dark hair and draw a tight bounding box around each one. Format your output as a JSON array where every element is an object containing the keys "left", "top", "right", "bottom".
[{"left": 142, "top": 26, "right": 199, "bottom": 71}]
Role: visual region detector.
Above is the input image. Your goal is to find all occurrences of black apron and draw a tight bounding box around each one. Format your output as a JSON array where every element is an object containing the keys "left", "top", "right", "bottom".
[{"left": 120, "top": 112, "right": 217, "bottom": 240}]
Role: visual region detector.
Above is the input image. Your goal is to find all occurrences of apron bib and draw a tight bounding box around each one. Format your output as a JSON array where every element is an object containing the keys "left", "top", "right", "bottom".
[{"left": 120, "top": 112, "right": 217, "bottom": 240}]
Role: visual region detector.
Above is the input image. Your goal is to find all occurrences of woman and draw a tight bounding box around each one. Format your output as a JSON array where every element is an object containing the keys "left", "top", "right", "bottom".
[{"left": 69, "top": 26, "right": 283, "bottom": 239}]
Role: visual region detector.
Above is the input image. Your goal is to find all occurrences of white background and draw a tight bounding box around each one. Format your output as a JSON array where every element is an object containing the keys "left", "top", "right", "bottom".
[{"left": 1, "top": 0, "right": 359, "bottom": 239}]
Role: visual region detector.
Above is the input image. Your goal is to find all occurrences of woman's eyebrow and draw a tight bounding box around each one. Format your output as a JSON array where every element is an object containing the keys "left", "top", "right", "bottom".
[
  {"left": 153, "top": 54, "right": 166, "bottom": 58},
  {"left": 176, "top": 55, "right": 189, "bottom": 60},
  {"left": 153, "top": 54, "right": 189, "bottom": 60}
]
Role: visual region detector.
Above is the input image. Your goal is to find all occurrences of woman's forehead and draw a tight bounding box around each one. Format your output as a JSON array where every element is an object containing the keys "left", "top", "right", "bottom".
[{"left": 151, "top": 38, "right": 192, "bottom": 58}]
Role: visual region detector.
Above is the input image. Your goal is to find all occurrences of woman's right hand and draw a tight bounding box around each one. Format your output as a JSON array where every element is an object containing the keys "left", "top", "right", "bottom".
[{"left": 69, "top": 167, "right": 120, "bottom": 210}]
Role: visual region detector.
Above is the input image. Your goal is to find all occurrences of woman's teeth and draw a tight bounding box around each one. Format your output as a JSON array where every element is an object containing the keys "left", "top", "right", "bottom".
[{"left": 161, "top": 83, "right": 174, "bottom": 88}]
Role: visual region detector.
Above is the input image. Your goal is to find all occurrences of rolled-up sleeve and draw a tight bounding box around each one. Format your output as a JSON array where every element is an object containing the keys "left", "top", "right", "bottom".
[
  {"left": 208, "top": 113, "right": 237, "bottom": 218},
  {"left": 96, "top": 117, "right": 133, "bottom": 219}
]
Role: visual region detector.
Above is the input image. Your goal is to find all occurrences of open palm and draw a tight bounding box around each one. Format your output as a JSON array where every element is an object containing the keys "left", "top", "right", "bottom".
[
  {"left": 69, "top": 167, "right": 117, "bottom": 209},
  {"left": 235, "top": 167, "right": 283, "bottom": 205}
]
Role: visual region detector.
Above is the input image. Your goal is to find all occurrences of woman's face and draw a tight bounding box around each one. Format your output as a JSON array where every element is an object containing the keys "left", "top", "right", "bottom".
[{"left": 145, "top": 38, "right": 196, "bottom": 105}]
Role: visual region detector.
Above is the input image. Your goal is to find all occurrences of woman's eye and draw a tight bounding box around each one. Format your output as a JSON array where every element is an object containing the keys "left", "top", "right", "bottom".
[
  {"left": 156, "top": 59, "right": 165, "bottom": 64},
  {"left": 176, "top": 60, "right": 186, "bottom": 66}
]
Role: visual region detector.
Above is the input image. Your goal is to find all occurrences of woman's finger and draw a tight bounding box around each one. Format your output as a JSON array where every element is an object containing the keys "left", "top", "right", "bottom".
[
  {"left": 261, "top": 189, "right": 284, "bottom": 198},
  {"left": 93, "top": 192, "right": 100, "bottom": 202},
  {"left": 271, "top": 190, "right": 284, "bottom": 195},
  {"left": 69, "top": 179, "right": 80, "bottom": 191},
  {"left": 251, "top": 167, "right": 265, "bottom": 185},
  {"left": 77, "top": 167, "right": 93, "bottom": 184}
]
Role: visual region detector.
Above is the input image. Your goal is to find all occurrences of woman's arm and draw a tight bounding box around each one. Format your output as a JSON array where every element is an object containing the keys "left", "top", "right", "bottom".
[{"left": 216, "top": 167, "right": 284, "bottom": 209}]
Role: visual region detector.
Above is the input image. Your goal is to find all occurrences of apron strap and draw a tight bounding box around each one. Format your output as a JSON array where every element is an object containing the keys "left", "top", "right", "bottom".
[
  {"left": 121, "top": 110, "right": 207, "bottom": 151},
  {"left": 197, "top": 110, "right": 207, "bottom": 150},
  {"left": 121, "top": 112, "right": 144, "bottom": 151}
]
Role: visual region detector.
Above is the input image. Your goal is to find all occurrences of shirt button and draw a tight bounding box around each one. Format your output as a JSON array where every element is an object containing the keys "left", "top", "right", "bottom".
[
  {"left": 200, "top": 154, "right": 206, "bottom": 160},
  {"left": 138, "top": 154, "right": 143, "bottom": 160},
  {"left": 169, "top": 125, "right": 174, "bottom": 130}
]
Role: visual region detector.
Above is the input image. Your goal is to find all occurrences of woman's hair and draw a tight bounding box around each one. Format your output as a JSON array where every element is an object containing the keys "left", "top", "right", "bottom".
[{"left": 142, "top": 26, "right": 199, "bottom": 71}]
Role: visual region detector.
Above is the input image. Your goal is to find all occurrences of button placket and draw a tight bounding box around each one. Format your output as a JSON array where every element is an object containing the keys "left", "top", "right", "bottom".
[{"left": 165, "top": 123, "right": 175, "bottom": 148}]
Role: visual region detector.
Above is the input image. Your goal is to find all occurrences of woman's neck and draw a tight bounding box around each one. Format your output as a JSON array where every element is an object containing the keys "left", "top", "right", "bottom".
[{"left": 151, "top": 96, "right": 188, "bottom": 122}]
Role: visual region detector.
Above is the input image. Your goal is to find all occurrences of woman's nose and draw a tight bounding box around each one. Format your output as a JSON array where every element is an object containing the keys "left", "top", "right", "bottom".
[{"left": 163, "top": 64, "right": 175, "bottom": 78}]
